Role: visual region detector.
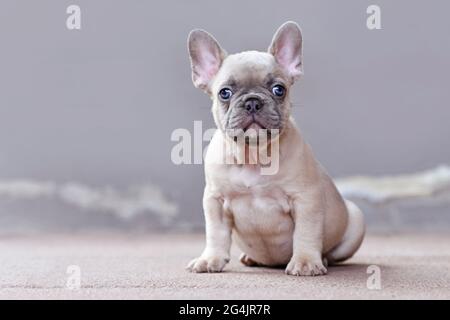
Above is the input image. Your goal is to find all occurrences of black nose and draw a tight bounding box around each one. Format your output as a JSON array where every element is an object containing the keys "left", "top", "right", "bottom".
[{"left": 244, "top": 98, "right": 263, "bottom": 114}]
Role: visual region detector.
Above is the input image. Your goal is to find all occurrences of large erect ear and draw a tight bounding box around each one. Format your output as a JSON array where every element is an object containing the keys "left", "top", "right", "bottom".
[
  {"left": 268, "top": 21, "right": 303, "bottom": 82},
  {"left": 188, "top": 29, "right": 226, "bottom": 92}
]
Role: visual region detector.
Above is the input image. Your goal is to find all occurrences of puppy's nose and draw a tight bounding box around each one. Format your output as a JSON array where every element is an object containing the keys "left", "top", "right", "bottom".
[{"left": 244, "top": 98, "right": 263, "bottom": 114}]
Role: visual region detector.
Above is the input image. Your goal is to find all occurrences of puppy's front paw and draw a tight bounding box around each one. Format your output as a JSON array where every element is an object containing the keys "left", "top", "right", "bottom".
[
  {"left": 186, "top": 255, "right": 230, "bottom": 273},
  {"left": 285, "top": 255, "right": 327, "bottom": 276}
]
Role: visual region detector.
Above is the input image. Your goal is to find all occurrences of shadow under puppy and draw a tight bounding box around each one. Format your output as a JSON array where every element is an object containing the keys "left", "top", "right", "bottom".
[{"left": 186, "top": 21, "right": 365, "bottom": 276}]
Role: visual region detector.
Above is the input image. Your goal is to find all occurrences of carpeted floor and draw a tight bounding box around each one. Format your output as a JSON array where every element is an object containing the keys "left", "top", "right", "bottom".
[{"left": 0, "top": 233, "right": 449, "bottom": 299}]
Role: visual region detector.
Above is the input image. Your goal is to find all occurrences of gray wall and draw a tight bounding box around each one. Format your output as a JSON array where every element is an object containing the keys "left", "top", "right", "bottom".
[{"left": 0, "top": 0, "right": 449, "bottom": 232}]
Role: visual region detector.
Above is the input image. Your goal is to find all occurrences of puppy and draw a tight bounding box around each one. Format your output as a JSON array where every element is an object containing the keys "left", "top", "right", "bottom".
[{"left": 186, "top": 21, "right": 365, "bottom": 276}]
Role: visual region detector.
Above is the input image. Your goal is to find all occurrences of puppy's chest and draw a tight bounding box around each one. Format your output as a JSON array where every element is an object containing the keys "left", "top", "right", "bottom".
[{"left": 222, "top": 166, "right": 292, "bottom": 231}]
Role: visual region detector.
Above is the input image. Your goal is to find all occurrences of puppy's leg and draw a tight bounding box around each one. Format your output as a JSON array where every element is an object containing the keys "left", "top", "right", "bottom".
[
  {"left": 285, "top": 196, "right": 327, "bottom": 276},
  {"left": 186, "top": 190, "right": 232, "bottom": 273}
]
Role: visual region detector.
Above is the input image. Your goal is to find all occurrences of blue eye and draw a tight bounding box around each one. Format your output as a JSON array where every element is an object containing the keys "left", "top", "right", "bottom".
[
  {"left": 272, "top": 85, "right": 285, "bottom": 97},
  {"left": 219, "top": 88, "right": 233, "bottom": 100}
]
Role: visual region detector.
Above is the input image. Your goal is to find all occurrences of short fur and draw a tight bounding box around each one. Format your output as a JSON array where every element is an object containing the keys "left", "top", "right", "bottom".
[{"left": 186, "top": 22, "right": 365, "bottom": 276}]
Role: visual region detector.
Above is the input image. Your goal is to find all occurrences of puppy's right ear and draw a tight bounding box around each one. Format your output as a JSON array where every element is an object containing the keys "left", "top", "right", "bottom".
[{"left": 188, "top": 29, "right": 226, "bottom": 92}]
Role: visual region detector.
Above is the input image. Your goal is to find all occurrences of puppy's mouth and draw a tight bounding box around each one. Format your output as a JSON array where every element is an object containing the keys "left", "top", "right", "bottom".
[
  {"left": 229, "top": 116, "right": 276, "bottom": 144},
  {"left": 242, "top": 117, "right": 266, "bottom": 132}
]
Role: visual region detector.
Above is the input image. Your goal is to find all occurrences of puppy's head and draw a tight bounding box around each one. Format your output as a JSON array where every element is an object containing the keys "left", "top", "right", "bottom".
[{"left": 188, "top": 22, "right": 303, "bottom": 139}]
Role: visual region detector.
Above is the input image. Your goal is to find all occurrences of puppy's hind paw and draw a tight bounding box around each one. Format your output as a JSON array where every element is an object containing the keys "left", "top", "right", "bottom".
[
  {"left": 186, "top": 255, "right": 230, "bottom": 273},
  {"left": 239, "top": 253, "right": 260, "bottom": 267}
]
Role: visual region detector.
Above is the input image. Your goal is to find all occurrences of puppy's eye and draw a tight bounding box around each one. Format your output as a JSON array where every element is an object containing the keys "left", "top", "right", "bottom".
[
  {"left": 219, "top": 88, "right": 233, "bottom": 100},
  {"left": 272, "top": 85, "right": 285, "bottom": 97}
]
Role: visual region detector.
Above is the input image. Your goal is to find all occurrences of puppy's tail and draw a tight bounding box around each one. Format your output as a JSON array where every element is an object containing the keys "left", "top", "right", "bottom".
[{"left": 326, "top": 200, "right": 365, "bottom": 264}]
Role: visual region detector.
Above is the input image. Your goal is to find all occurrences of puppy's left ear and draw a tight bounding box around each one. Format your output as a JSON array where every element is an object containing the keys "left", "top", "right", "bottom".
[
  {"left": 268, "top": 21, "right": 303, "bottom": 82},
  {"left": 188, "top": 29, "right": 227, "bottom": 92}
]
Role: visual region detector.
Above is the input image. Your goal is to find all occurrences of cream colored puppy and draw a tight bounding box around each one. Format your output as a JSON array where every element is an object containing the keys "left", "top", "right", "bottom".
[{"left": 186, "top": 22, "right": 365, "bottom": 276}]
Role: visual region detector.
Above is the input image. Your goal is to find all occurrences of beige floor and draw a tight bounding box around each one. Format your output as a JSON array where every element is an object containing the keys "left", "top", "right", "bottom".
[{"left": 0, "top": 233, "right": 449, "bottom": 299}]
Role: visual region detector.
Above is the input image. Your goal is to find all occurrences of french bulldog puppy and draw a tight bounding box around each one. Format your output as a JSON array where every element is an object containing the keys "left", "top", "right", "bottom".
[{"left": 186, "top": 21, "right": 365, "bottom": 276}]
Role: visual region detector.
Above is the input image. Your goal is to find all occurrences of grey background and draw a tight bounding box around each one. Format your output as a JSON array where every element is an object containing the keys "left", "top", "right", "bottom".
[{"left": 0, "top": 0, "right": 449, "bottom": 233}]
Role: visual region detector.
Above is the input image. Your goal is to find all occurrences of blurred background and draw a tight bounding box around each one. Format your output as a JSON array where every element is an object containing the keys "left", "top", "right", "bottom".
[{"left": 0, "top": 0, "right": 449, "bottom": 234}]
